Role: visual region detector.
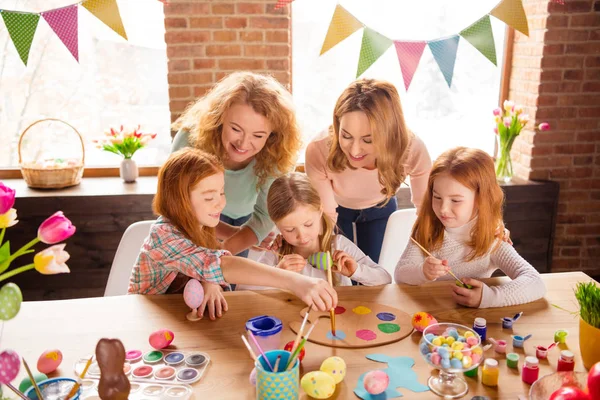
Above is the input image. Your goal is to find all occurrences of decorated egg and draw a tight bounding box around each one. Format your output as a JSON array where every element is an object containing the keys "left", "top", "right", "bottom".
[
  {"left": 284, "top": 341, "right": 306, "bottom": 362},
  {"left": 301, "top": 371, "right": 336, "bottom": 399},
  {"left": 320, "top": 356, "right": 346, "bottom": 384},
  {"left": 411, "top": 311, "right": 437, "bottom": 332},
  {"left": 37, "top": 349, "right": 62, "bottom": 374},
  {"left": 183, "top": 279, "right": 204, "bottom": 309},
  {"left": 149, "top": 329, "right": 175, "bottom": 350},
  {"left": 19, "top": 372, "right": 48, "bottom": 392},
  {"left": 363, "top": 370, "right": 389, "bottom": 395},
  {"left": 0, "top": 283, "right": 23, "bottom": 320},
  {"left": 0, "top": 350, "right": 21, "bottom": 384},
  {"left": 249, "top": 367, "right": 257, "bottom": 386}
]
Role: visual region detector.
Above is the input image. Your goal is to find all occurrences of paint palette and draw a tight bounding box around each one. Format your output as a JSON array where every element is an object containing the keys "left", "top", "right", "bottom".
[
  {"left": 290, "top": 301, "right": 413, "bottom": 348},
  {"left": 75, "top": 379, "right": 194, "bottom": 400}
]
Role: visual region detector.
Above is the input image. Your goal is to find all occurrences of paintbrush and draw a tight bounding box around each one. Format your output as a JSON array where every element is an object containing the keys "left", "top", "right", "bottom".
[
  {"left": 252, "top": 246, "right": 284, "bottom": 259},
  {"left": 410, "top": 237, "right": 473, "bottom": 289},
  {"left": 325, "top": 251, "right": 336, "bottom": 336},
  {"left": 273, "top": 355, "right": 282, "bottom": 373},
  {"left": 5, "top": 383, "right": 28, "bottom": 400},
  {"left": 22, "top": 357, "right": 44, "bottom": 400},
  {"left": 286, "top": 320, "right": 319, "bottom": 371},
  {"left": 65, "top": 355, "right": 93, "bottom": 400},
  {"left": 247, "top": 330, "right": 274, "bottom": 371},
  {"left": 291, "top": 304, "right": 313, "bottom": 354},
  {"left": 241, "top": 335, "right": 258, "bottom": 362}
]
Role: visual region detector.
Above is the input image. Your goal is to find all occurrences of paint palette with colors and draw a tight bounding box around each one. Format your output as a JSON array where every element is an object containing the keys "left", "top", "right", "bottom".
[{"left": 74, "top": 379, "right": 194, "bottom": 400}]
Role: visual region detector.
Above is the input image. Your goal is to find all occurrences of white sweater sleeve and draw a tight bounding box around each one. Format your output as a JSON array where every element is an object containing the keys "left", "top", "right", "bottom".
[
  {"left": 479, "top": 241, "right": 547, "bottom": 308},
  {"left": 394, "top": 241, "right": 430, "bottom": 285},
  {"left": 335, "top": 236, "right": 391, "bottom": 286}
]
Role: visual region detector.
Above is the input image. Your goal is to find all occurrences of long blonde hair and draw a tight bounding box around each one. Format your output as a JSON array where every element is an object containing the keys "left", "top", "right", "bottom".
[
  {"left": 154, "top": 149, "right": 223, "bottom": 249},
  {"left": 328, "top": 78, "right": 412, "bottom": 204},
  {"left": 412, "top": 147, "right": 505, "bottom": 261},
  {"left": 172, "top": 71, "right": 302, "bottom": 187}
]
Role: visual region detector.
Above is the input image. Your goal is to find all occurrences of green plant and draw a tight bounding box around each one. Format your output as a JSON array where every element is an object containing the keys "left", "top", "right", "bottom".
[{"left": 575, "top": 282, "right": 600, "bottom": 329}]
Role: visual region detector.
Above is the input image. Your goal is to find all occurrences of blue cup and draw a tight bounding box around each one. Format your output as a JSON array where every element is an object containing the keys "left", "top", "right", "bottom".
[
  {"left": 24, "top": 378, "right": 80, "bottom": 399},
  {"left": 256, "top": 350, "right": 299, "bottom": 400}
]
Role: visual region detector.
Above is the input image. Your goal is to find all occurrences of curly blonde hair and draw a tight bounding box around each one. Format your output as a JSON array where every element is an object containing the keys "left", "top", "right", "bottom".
[{"left": 172, "top": 71, "right": 302, "bottom": 187}]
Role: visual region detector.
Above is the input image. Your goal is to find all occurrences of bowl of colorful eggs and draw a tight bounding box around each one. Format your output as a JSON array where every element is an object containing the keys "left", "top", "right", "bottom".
[{"left": 419, "top": 323, "right": 483, "bottom": 398}]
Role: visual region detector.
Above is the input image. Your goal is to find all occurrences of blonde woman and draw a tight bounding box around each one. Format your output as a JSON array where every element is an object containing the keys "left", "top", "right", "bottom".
[
  {"left": 305, "top": 78, "right": 432, "bottom": 263},
  {"left": 172, "top": 72, "right": 302, "bottom": 257}
]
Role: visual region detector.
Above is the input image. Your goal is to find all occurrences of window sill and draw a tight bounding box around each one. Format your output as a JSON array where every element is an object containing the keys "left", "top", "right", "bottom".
[{"left": 0, "top": 166, "right": 159, "bottom": 180}]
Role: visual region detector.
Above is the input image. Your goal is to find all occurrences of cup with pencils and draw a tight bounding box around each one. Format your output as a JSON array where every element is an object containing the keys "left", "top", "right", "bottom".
[{"left": 255, "top": 349, "right": 299, "bottom": 400}]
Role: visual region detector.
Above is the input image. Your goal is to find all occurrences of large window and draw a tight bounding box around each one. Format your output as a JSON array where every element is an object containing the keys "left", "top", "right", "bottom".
[
  {"left": 0, "top": 0, "right": 171, "bottom": 169},
  {"left": 292, "top": 0, "right": 506, "bottom": 162}
]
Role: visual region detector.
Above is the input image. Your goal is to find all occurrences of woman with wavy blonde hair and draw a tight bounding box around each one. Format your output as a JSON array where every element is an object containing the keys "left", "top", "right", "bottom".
[
  {"left": 305, "top": 78, "right": 432, "bottom": 263},
  {"left": 172, "top": 71, "right": 302, "bottom": 258}
]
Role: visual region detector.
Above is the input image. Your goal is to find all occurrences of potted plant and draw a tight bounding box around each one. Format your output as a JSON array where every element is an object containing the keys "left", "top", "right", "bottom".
[{"left": 575, "top": 282, "right": 600, "bottom": 369}]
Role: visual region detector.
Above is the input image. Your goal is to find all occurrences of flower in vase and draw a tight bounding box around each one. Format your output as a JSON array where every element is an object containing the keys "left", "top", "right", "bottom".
[
  {"left": 0, "top": 183, "right": 16, "bottom": 215},
  {"left": 538, "top": 122, "right": 550, "bottom": 131},
  {"left": 493, "top": 108, "right": 502, "bottom": 116},
  {"left": 38, "top": 211, "right": 76, "bottom": 244},
  {"left": 95, "top": 124, "right": 157, "bottom": 159},
  {"left": 0, "top": 209, "right": 17, "bottom": 229},
  {"left": 34, "top": 244, "right": 70, "bottom": 275},
  {"left": 503, "top": 117, "right": 512, "bottom": 128},
  {"left": 503, "top": 100, "right": 515, "bottom": 112}
]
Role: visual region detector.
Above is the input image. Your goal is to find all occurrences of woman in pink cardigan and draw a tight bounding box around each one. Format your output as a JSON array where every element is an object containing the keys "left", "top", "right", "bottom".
[{"left": 305, "top": 78, "right": 432, "bottom": 263}]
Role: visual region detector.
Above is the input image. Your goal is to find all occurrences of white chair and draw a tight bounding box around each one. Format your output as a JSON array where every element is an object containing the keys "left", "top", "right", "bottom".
[
  {"left": 379, "top": 208, "right": 418, "bottom": 283},
  {"left": 104, "top": 220, "right": 154, "bottom": 297}
]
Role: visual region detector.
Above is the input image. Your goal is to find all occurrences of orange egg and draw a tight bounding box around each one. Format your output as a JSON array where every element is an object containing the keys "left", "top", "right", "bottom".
[
  {"left": 37, "top": 349, "right": 63, "bottom": 374},
  {"left": 411, "top": 312, "right": 437, "bottom": 332}
]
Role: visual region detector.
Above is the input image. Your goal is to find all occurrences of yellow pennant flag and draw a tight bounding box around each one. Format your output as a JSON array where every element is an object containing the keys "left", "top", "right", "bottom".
[
  {"left": 490, "top": 0, "right": 529, "bottom": 37},
  {"left": 320, "top": 4, "right": 363, "bottom": 55},
  {"left": 82, "top": 0, "right": 128, "bottom": 40}
]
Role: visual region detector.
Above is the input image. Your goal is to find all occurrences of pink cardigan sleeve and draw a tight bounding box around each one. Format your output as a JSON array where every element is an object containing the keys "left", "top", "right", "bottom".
[
  {"left": 405, "top": 135, "right": 432, "bottom": 211},
  {"left": 305, "top": 138, "right": 339, "bottom": 222}
]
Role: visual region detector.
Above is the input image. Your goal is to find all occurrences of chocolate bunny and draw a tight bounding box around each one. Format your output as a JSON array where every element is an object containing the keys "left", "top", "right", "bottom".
[{"left": 95, "top": 338, "right": 131, "bottom": 400}]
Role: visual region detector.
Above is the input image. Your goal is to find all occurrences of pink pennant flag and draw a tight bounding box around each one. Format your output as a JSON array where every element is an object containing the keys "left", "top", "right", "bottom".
[
  {"left": 394, "top": 41, "right": 426, "bottom": 91},
  {"left": 42, "top": 5, "right": 79, "bottom": 62},
  {"left": 275, "top": 0, "right": 294, "bottom": 9}
]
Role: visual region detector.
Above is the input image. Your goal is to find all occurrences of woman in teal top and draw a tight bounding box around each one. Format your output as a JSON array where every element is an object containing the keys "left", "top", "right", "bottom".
[{"left": 171, "top": 72, "right": 302, "bottom": 257}]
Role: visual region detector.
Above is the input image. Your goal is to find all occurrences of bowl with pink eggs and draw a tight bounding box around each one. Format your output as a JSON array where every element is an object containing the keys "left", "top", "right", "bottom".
[{"left": 419, "top": 323, "right": 483, "bottom": 399}]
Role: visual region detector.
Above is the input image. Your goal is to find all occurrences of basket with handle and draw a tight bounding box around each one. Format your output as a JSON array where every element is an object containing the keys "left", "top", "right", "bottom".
[{"left": 18, "top": 118, "right": 85, "bottom": 189}]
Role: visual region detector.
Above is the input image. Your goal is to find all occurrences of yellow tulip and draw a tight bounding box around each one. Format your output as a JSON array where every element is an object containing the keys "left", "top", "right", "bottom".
[
  {"left": 0, "top": 208, "right": 18, "bottom": 228},
  {"left": 34, "top": 244, "right": 70, "bottom": 275}
]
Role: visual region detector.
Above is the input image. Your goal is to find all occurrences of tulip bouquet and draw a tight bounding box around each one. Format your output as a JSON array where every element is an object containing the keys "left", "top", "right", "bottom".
[
  {"left": 93, "top": 124, "right": 157, "bottom": 159},
  {"left": 0, "top": 181, "right": 75, "bottom": 321}
]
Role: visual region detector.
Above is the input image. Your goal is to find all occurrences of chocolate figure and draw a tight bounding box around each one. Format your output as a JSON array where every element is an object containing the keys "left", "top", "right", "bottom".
[{"left": 95, "top": 339, "right": 130, "bottom": 400}]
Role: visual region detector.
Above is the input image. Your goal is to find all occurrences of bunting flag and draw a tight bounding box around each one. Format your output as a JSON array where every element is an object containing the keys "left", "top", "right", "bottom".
[
  {"left": 1, "top": 11, "right": 40, "bottom": 66},
  {"left": 357, "top": 27, "right": 392, "bottom": 77},
  {"left": 460, "top": 15, "right": 497, "bottom": 65},
  {"left": 320, "top": 4, "right": 363, "bottom": 56},
  {"left": 491, "top": 0, "right": 529, "bottom": 36},
  {"left": 394, "top": 41, "right": 426, "bottom": 91},
  {"left": 428, "top": 36, "right": 460, "bottom": 88},
  {"left": 42, "top": 5, "right": 79, "bottom": 62},
  {"left": 82, "top": 0, "right": 127, "bottom": 40}
]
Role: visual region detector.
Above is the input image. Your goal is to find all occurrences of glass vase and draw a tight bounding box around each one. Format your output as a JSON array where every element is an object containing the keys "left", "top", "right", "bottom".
[{"left": 495, "top": 136, "right": 514, "bottom": 183}]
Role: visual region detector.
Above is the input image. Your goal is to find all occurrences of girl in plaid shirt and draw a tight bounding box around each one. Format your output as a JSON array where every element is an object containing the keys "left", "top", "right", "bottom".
[{"left": 128, "top": 149, "right": 337, "bottom": 319}]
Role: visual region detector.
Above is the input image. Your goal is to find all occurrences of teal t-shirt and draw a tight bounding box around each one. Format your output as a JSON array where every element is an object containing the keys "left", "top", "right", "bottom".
[{"left": 171, "top": 129, "right": 275, "bottom": 242}]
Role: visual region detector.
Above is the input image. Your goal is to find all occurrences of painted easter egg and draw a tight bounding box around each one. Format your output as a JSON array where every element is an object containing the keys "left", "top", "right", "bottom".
[
  {"left": 0, "top": 283, "right": 23, "bottom": 320},
  {"left": 19, "top": 372, "right": 48, "bottom": 392},
  {"left": 37, "top": 349, "right": 63, "bottom": 374},
  {"left": 0, "top": 350, "right": 21, "bottom": 384},
  {"left": 411, "top": 311, "right": 437, "bottom": 332},
  {"left": 249, "top": 367, "right": 257, "bottom": 386},
  {"left": 183, "top": 279, "right": 204, "bottom": 309},
  {"left": 284, "top": 341, "right": 306, "bottom": 362},
  {"left": 149, "top": 329, "right": 175, "bottom": 350},
  {"left": 301, "top": 371, "right": 336, "bottom": 399},
  {"left": 320, "top": 356, "right": 346, "bottom": 384},
  {"left": 363, "top": 370, "right": 389, "bottom": 395}
]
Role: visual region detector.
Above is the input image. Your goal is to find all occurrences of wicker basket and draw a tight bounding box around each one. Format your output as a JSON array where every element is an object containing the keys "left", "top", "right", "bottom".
[{"left": 18, "top": 118, "right": 85, "bottom": 189}]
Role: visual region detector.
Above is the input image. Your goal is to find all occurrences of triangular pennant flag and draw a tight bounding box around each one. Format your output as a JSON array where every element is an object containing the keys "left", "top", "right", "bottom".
[
  {"left": 320, "top": 4, "right": 363, "bottom": 55},
  {"left": 357, "top": 27, "right": 392, "bottom": 77},
  {"left": 394, "top": 41, "right": 426, "bottom": 91},
  {"left": 1, "top": 12, "right": 40, "bottom": 66},
  {"left": 460, "top": 15, "right": 497, "bottom": 65},
  {"left": 82, "top": 0, "right": 128, "bottom": 40},
  {"left": 428, "top": 36, "right": 460, "bottom": 88},
  {"left": 490, "top": 0, "right": 529, "bottom": 36},
  {"left": 42, "top": 5, "right": 79, "bottom": 62},
  {"left": 274, "top": 0, "right": 294, "bottom": 9}
]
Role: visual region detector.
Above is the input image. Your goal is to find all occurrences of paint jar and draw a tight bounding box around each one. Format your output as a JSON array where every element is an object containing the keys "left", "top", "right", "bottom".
[
  {"left": 472, "top": 318, "right": 487, "bottom": 341},
  {"left": 557, "top": 350, "right": 575, "bottom": 372},
  {"left": 256, "top": 350, "right": 299, "bottom": 400},
  {"left": 464, "top": 365, "right": 478, "bottom": 378},
  {"left": 501, "top": 317, "right": 515, "bottom": 329},
  {"left": 506, "top": 353, "right": 519, "bottom": 369},
  {"left": 246, "top": 316, "right": 283, "bottom": 354},
  {"left": 554, "top": 329, "right": 568, "bottom": 344},
  {"left": 481, "top": 359, "right": 499, "bottom": 387},
  {"left": 522, "top": 356, "right": 539, "bottom": 385},
  {"left": 512, "top": 334, "right": 532, "bottom": 348},
  {"left": 489, "top": 338, "right": 507, "bottom": 354},
  {"left": 535, "top": 345, "right": 549, "bottom": 359}
]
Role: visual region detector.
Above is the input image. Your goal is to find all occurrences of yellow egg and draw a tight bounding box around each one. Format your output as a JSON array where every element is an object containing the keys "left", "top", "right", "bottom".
[
  {"left": 411, "top": 312, "right": 438, "bottom": 332},
  {"left": 453, "top": 351, "right": 463, "bottom": 360},
  {"left": 464, "top": 331, "right": 475, "bottom": 338},
  {"left": 445, "top": 337, "right": 456, "bottom": 346},
  {"left": 462, "top": 356, "right": 472, "bottom": 368},
  {"left": 301, "top": 371, "right": 336, "bottom": 399},
  {"left": 320, "top": 356, "right": 346, "bottom": 384},
  {"left": 471, "top": 347, "right": 483, "bottom": 355},
  {"left": 452, "top": 342, "right": 465, "bottom": 351},
  {"left": 432, "top": 337, "right": 443, "bottom": 346}
]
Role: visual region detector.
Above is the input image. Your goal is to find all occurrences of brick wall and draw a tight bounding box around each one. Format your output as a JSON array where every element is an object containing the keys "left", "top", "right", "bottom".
[
  {"left": 163, "top": 0, "right": 291, "bottom": 123},
  {"left": 509, "top": 0, "right": 600, "bottom": 276}
]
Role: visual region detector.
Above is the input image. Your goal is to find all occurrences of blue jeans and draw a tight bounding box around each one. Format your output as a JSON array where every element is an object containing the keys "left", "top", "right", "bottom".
[
  {"left": 336, "top": 197, "right": 398, "bottom": 264},
  {"left": 220, "top": 213, "right": 252, "bottom": 258}
]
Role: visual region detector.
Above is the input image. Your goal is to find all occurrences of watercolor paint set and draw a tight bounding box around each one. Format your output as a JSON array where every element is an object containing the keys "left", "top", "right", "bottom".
[{"left": 74, "top": 379, "right": 194, "bottom": 400}]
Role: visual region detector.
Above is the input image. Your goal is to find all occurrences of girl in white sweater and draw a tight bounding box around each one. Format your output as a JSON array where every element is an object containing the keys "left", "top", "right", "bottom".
[
  {"left": 239, "top": 173, "right": 391, "bottom": 290},
  {"left": 395, "top": 147, "right": 545, "bottom": 308}
]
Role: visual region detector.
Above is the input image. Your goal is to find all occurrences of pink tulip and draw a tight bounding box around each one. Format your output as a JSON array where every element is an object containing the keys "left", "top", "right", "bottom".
[
  {"left": 503, "top": 117, "right": 512, "bottom": 128},
  {"left": 493, "top": 108, "right": 502, "bottom": 116},
  {"left": 0, "top": 182, "right": 16, "bottom": 215},
  {"left": 538, "top": 122, "right": 550, "bottom": 131},
  {"left": 34, "top": 244, "right": 70, "bottom": 275},
  {"left": 38, "top": 211, "right": 76, "bottom": 244}
]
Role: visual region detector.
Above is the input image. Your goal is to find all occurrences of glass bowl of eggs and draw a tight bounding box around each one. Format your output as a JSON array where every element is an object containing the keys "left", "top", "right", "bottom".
[{"left": 419, "top": 323, "right": 483, "bottom": 399}]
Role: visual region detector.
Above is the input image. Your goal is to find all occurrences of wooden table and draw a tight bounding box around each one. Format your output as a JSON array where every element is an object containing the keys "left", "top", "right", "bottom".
[{"left": 3, "top": 272, "right": 595, "bottom": 399}]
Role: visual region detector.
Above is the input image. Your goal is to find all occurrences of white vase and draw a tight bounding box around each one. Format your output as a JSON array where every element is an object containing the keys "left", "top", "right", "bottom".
[{"left": 120, "top": 159, "right": 138, "bottom": 183}]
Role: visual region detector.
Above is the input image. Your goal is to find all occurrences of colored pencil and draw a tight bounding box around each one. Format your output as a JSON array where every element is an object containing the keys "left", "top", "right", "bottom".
[
  {"left": 241, "top": 335, "right": 258, "bottom": 362},
  {"left": 286, "top": 320, "right": 319, "bottom": 371},
  {"left": 5, "top": 383, "right": 28, "bottom": 400},
  {"left": 22, "top": 358, "right": 44, "bottom": 400},
  {"left": 410, "top": 237, "right": 471, "bottom": 288},
  {"left": 247, "top": 330, "right": 274, "bottom": 371},
  {"left": 65, "top": 355, "right": 93, "bottom": 400},
  {"left": 291, "top": 304, "right": 312, "bottom": 354}
]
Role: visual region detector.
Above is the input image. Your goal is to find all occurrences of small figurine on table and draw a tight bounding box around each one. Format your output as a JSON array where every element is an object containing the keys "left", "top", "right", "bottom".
[{"left": 95, "top": 338, "right": 131, "bottom": 400}]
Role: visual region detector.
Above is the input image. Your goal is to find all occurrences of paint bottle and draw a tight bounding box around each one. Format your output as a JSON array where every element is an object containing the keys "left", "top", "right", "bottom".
[
  {"left": 522, "top": 356, "right": 539, "bottom": 385},
  {"left": 557, "top": 350, "right": 575, "bottom": 372},
  {"left": 481, "top": 359, "right": 499, "bottom": 387},
  {"left": 473, "top": 318, "right": 487, "bottom": 341}
]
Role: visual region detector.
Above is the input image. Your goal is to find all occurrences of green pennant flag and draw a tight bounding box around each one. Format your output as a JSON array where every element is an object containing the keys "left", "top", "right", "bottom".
[
  {"left": 357, "top": 27, "right": 392, "bottom": 77},
  {"left": 460, "top": 15, "right": 497, "bottom": 65},
  {"left": 1, "top": 11, "right": 41, "bottom": 66}
]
